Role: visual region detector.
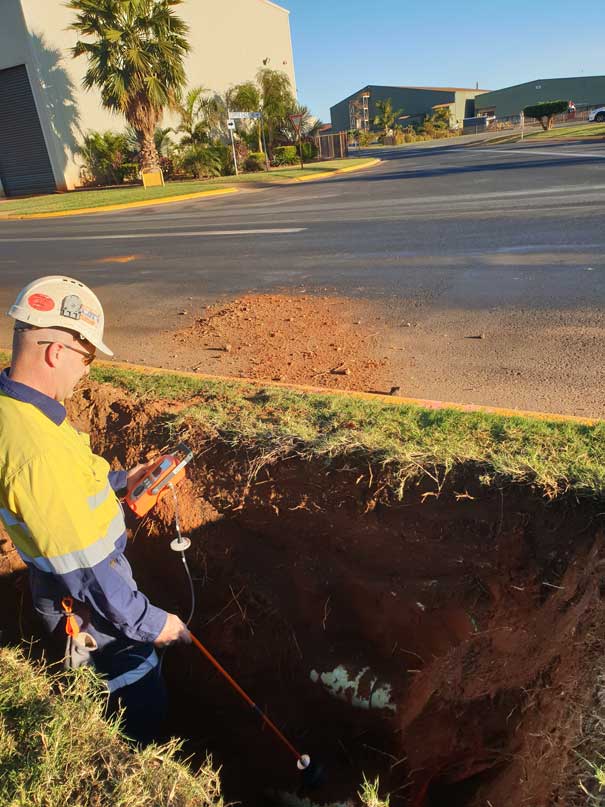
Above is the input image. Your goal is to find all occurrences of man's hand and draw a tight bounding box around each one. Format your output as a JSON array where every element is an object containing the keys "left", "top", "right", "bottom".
[
  {"left": 153, "top": 612, "right": 191, "bottom": 647},
  {"left": 126, "top": 460, "right": 157, "bottom": 489}
]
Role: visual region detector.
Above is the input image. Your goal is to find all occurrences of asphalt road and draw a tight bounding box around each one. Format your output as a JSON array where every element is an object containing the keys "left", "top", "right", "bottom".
[{"left": 1, "top": 139, "right": 604, "bottom": 416}]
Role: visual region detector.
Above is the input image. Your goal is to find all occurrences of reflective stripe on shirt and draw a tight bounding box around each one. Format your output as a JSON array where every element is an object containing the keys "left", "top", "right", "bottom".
[{"left": 14, "top": 511, "right": 126, "bottom": 574}]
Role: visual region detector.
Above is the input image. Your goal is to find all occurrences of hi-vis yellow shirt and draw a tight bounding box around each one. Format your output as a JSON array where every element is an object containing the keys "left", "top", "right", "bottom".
[{"left": 0, "top": 370, "right": 166, "bottom": 644}]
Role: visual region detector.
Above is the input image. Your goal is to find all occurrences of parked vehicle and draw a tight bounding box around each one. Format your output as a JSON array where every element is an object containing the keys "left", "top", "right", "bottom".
[{"left": 588, "top": 107, "right": 605, "bottom": 123}]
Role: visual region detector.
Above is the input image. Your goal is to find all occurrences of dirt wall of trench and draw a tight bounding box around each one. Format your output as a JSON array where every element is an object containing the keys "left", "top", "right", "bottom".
[{"left": 2, "top": 382, "right": 605, "bottom": 807}]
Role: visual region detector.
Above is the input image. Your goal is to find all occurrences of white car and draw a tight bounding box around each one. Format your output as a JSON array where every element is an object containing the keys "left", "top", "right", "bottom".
[{"left": 589, "top": 107, "right": 605, "bottom": 123}]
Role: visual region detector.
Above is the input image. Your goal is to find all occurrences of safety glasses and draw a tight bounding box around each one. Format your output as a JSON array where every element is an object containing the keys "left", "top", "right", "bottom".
[{"left": 37, "top": 341, "right": 96, "bottom": 366}]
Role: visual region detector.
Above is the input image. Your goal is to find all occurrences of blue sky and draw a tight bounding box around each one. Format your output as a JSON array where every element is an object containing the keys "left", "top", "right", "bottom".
[{"left": 283, "top": 0, "right": 605, "bottom": 123}]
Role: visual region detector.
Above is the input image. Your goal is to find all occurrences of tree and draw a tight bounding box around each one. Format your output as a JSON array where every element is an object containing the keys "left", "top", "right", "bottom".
[
  {"left": 374, "top": 98, "right": 404, "bottom": 136},
  {"left": 523, "top": 100, "right": 568, "bottom": 131},
  {"left": 176, "top": 86, "right": 211, "bottom": 146},
  {"left": 68, "top": 0, "right": 190, "bottom": 170},
  {"left": 279, "top": 103, "right": 323, "bottom": 142},
  {"left": 227, "top": 81, "right": 262, "bottom": 151},
  {"left": 256, "top": 67, "right": 296, "bottom": 152}
]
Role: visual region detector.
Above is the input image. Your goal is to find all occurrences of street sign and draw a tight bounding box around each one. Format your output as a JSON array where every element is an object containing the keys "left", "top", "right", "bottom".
[
  {"left": 229, "top": 111, "right": 262, "bottom": 120},
  {"left": 289, "top": 113, "right": 303, "bottom": 129},
  {"left": 227, "top": 119, "right": 235, "bottom": 130}
]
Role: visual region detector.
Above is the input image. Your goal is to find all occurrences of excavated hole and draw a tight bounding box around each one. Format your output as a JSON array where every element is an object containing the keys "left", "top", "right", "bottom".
[{"left": 2, "top": 384, "right": 604, "bottom": 807}]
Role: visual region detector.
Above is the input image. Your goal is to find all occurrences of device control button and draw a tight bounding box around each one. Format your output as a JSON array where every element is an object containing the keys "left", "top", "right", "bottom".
[{"left": 133, "top": 484, "right": 145, "bottom": 498}]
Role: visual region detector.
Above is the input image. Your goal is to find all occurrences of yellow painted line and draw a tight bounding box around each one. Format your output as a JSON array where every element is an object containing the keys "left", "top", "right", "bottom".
[
  {"left": 0, "top": 187, "right": 238, "bottom": 221},
  {"left": 290, "top": 158, "right": 381, "bottom": 183},
  {"left": 0, "top": 347, "right": 597, "bottom": 424},
  {"left": 87, "top": 357, "right": 597, "bottom": 426}
]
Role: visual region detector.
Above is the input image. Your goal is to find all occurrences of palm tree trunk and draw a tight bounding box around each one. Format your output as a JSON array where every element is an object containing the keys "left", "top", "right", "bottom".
[
  {"left": 138, "top": 127, "right": 161, "bottom": 171},
  {"left": 257, "top": 120, "right": 262, "bottom": 153}
]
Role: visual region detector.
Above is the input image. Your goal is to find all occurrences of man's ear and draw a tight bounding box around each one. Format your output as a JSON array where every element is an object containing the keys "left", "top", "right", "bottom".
[{"left": 44, "top": 342, "right": 63, "bottom": 369}]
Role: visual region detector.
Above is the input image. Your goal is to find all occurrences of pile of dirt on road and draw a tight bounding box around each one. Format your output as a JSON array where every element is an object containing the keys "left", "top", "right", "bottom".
[
  {"left": 172, "top": 293, "right": 403, "bottom": 393},
  {"left": 1, "top": 381, "right": 604, "bottom": 807}
]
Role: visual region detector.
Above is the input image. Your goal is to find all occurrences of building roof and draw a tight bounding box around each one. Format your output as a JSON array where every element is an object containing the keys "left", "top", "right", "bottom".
[
  {"left": 402, "top": 85, "right": 490, "bottom": 92},
  {"left": 476, "top": 75, "right": 605, "bottom": 99}
]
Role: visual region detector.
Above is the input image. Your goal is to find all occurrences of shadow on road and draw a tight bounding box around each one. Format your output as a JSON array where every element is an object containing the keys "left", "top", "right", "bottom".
[{"left": 328, "top": 154, "right": 605, "bottom": 183}]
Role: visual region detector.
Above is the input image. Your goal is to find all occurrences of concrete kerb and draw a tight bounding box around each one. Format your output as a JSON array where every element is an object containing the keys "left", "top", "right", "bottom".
[
  {"left": 0, "top": 159, "right": 382, "bottom": 222},
  {"left": 81, "top": 358, "right": 598, "bottom": 427},
  {"left": 289, "top": 158, "right": 381, "bottom": 183},
  {"left": 0, "top": 187, "right": 239, "bottom": 221}
]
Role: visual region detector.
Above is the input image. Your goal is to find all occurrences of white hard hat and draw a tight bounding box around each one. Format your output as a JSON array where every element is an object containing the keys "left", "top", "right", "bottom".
[{"left": 8, "top": 275, "right": 113, "bottom": 355}]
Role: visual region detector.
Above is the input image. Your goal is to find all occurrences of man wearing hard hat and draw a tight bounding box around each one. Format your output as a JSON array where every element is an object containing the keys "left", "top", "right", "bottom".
[{"left": 0, "top": 276, "right": 190, "bottom": 744}]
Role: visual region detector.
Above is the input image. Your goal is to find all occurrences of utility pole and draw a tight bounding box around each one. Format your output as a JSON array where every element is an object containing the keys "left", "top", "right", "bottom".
[{"left": 227, "top": 116, "right": 238, "bottom": 175}]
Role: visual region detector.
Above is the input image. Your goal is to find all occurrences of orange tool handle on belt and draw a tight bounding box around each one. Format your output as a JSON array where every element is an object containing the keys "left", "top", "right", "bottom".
[{"left": 61, "top": 597, "right": 80, "bottom": 638}]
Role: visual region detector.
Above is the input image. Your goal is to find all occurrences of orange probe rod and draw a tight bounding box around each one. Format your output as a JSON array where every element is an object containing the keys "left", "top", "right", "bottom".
[{"left": 188, "top": 630, "right": 302, "bottom": 762}]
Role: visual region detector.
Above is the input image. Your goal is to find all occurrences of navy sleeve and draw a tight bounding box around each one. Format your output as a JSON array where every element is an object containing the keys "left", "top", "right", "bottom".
[
  {"left": 108, "top": 470, "right": 128, "bottom": 493},
  {"left": 61, "top": 549, "right": 168, "bottom": 643}
]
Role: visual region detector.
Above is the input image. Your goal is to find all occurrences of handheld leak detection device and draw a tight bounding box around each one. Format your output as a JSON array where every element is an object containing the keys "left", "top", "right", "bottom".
[{"left": 124, "top": 443, "right": 194, "bottom": 518}]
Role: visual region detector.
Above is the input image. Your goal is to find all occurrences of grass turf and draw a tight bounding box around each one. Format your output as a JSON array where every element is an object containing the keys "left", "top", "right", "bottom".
[
  {"left": 89, "top": 363, "right": 605, "bottom": 501},
  {"left": 0, "top": 647, "right": 223, "bottom": 807},
  {"left": 524, "top": 122, "right": 605, "bottom": 140},
  {"left": 0, "top": 159, "right": 370, "bottom": 216}
]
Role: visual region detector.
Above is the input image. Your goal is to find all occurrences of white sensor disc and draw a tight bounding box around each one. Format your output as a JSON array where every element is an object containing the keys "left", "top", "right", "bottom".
[{"left": 297, "top": 754, "right": 311, "bottom": 770}]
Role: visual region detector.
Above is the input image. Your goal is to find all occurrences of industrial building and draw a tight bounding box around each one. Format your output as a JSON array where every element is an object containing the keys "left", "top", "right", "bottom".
[
  {"left": 0, "top": 0, "right": 296, "bottom": 196},
  {"left": 330, "top": 85, "right": 489, "bottom": 133},
  {"left": 475, "top": 76, "right": 605, "bottom": 118}
]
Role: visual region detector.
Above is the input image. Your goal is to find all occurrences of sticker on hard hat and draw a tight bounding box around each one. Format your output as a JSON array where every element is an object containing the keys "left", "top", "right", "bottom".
[
  {"left": 28, "top": 293, "right": 55, "bottom": 312},
  {"left": 61, "top": 294, "right": 82, "bottom": 320},
  {"left": 80, "top": 306, "right": 100, "bottom": 326}
]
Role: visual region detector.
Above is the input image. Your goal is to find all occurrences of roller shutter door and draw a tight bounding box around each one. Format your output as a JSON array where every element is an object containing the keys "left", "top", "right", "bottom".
[{"left": 0, "top": 64, "right": 56, "bottom": 196}]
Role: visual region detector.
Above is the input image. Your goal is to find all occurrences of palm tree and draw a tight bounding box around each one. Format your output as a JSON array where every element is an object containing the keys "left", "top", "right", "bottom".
[
  {"left": 256, "top": 67, "right": 295, "bottom": 153},
  {"left": 374, "top": 98, "right": 404, "bottom": 136},
  {"left": 280, "top": 103, "right": 323, "bottom": 142},
  {"left": 199, "top": 93, "right": 228, "bottom": 142},
  {"left": 227, "top": 81, "right": 262, "bottom": 151},
  {"left": 68, "top": 0, "right": 190, "bottom": 170},
  {"left": 176, "top": 86, "right": 210, "bottom": 146}
]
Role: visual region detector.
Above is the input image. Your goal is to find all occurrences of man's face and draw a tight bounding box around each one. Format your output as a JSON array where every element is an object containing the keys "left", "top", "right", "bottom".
[{"left": 52, "top": 335, "right": 95, "bottom": 401}]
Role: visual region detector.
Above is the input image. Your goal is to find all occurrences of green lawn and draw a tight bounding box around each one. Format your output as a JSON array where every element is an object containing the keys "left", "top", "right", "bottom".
[
  {"left": 0, "top": 158, "right": 371, "bottom": 217},
  {"left": 89, "top": 362, "right": 605, "bottom": 502},
  {"left": 525, "top": 122, "right": 605, "bottom": 140}
]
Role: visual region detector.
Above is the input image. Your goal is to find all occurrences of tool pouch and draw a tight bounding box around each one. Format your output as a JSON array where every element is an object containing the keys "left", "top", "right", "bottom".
[
  {"left": 61, "top": 596, "right": 98, "bottom": 671},
  {"left": 65, "top": 631, "right": 98, "bottom": 671}
]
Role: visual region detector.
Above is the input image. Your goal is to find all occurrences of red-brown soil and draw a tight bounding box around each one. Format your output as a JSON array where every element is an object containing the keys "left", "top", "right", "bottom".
[
  {"left": 171, "top": 293, "right": 399, "bottom": 393},
  {"left": 1, "top": 382, "right": 604, "bottom": 807}
]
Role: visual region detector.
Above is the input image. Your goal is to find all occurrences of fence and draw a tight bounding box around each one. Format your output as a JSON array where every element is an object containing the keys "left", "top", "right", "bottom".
[
  {"left": 467, "top": 103, "right": 603, "bottom": 135},
  {"left": 313, "top": 131, "right": 349, "bottom": 160}
]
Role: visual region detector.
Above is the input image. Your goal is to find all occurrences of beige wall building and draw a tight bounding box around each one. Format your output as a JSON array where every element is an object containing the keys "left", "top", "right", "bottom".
[{"left": 0, "top": 0, "right": 296, "bottom": 196}]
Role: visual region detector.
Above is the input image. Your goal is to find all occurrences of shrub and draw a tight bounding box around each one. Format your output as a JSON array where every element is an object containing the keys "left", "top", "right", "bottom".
[
  {"left": 77, "top": 130, "right": 135, "bottom": 186},
  {"left": 159, "top": 154, "right": 176, "bottom": 180},
  {"left": 180, "top": 144, "right": 223, "bottom": 178},
  {"left": 244, "top": 152, "right": 267, "bottom": 172},
  {"left": 299, "top": 141, "right": 318, "bottom": 161},
  {"left": 357, "top": 130, "right": 375, "bottom": 147},
  {"left": 272, "top": 145, "right": 298, "bottom": 165},
  {"left": 119, "top": 162, "right": 140, "bottom": 182},
  {"left": 523, "top": 100, "right": 568, "bottom": 130}
]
